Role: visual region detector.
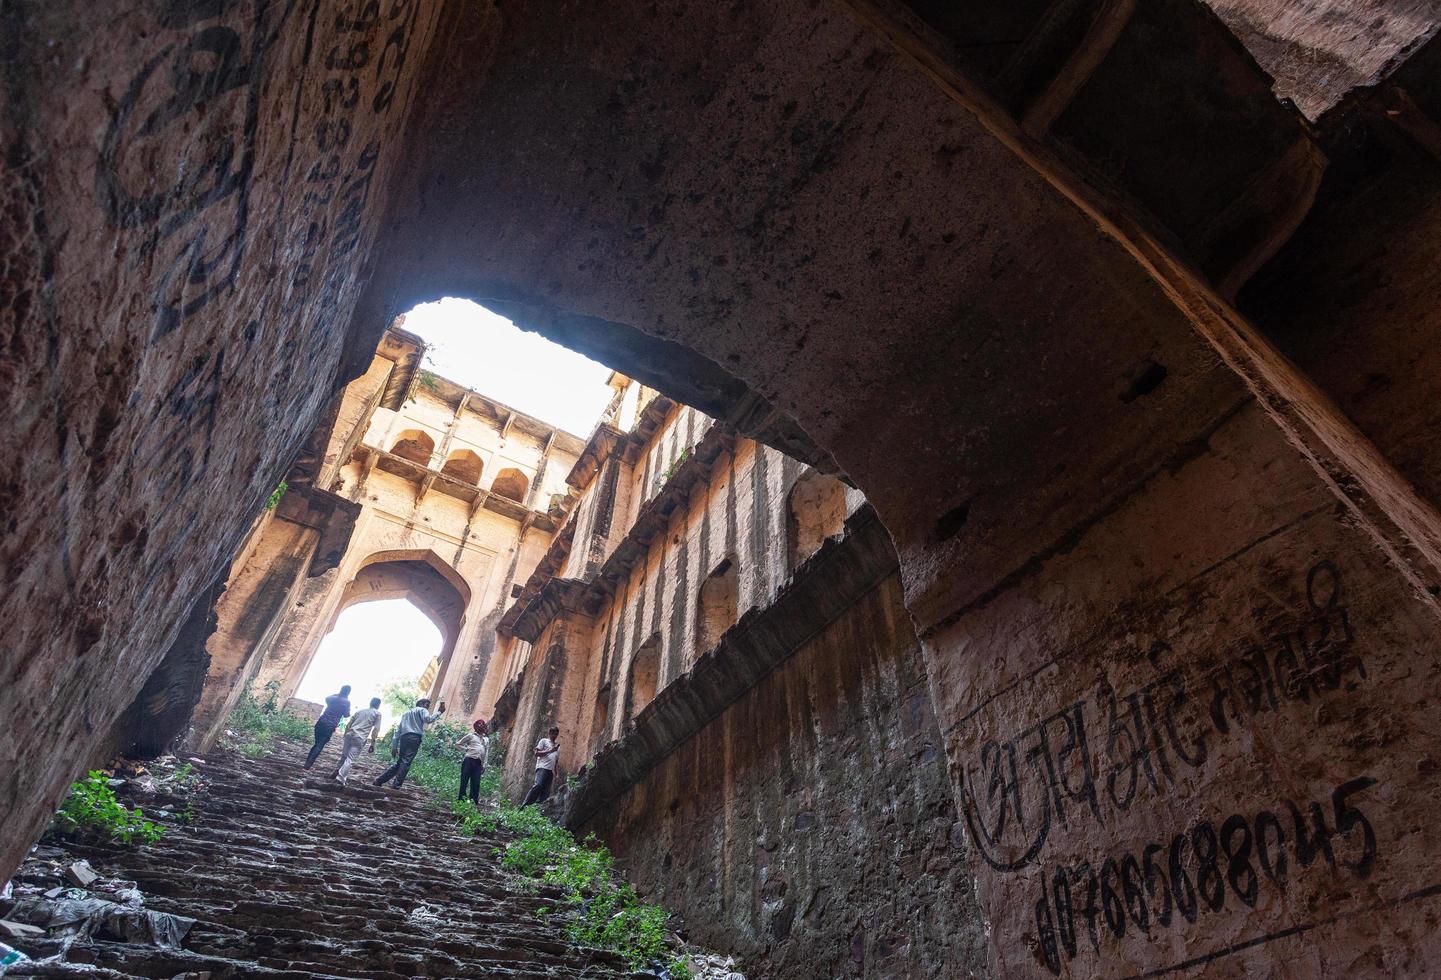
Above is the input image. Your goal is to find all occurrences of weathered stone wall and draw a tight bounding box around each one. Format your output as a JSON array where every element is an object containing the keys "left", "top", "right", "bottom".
[
  {"left": 1202, "top": 0, "right": 1441, "bottom": 118},
  {"left": 187, "top": 508, "right": 325, "bottom": 751},
  {"left": 0, "top": 0, "right": 443, "bottom": 880},
  {"left": 928, "top": 398, "right": 1441, "bottom": 977},
  {"left": 582, "top": 575, "right": 988, "bottom": 979},
  {"left": 1239, "top": 49, "right": 1441, "bottom": 513},
  {"left": 499, "top": 422, "right": 859, "bottom": 795}
]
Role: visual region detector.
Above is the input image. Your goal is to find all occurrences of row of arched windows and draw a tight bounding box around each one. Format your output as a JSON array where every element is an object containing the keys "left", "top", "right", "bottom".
[{"left": 386, "top": 429, "right": 530, "bottom": 502}]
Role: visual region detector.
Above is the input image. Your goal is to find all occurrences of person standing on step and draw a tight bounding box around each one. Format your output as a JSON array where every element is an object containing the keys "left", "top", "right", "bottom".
[
  {"left": 374, "top": 697, "right": 446, "bottom": 789},
  {"left": 304, "top": 685, "right": 351, "bottom": 769},
  {"left": 521, "top": 726, "right": 560, "bottom": 806},
  {"left": 455, "top": 719, "right": 490, "bottom": 805},
  {"left": 335, "top": 696, "right": 383, "bottom": 786}
]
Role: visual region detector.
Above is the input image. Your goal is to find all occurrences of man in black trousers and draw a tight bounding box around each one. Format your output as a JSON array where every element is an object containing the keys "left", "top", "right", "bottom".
[
  {"left": 304, "top": 685, "right": 351, "bottom": 769},
  {"left": 374, "top": 697, "right": 446, "bottom": 789}
]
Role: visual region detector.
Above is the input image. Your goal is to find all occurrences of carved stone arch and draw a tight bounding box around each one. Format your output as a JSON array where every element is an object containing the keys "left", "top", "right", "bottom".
[
  {"left": 441, "top": 448, "right": 483, "bottom": 484},
  {"left": 490, "top": 466, "right": 529, "bottom": 502},
  {"left": 319, "top": 549, "right": 472, "bottom": 698},
  {"left": 390, "top": 428, "right": 435, "bottom": 466}
]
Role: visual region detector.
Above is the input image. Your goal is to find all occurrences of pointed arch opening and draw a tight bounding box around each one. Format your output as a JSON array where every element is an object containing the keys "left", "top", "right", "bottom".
[
  {"left": 441, "top": 448, "right": 483, "bottom": 484},
  {"left": 695, "top": 556, "right": 738, "bottom": 660},
  {"left": 491, "top": 466, "right": 529, "bottom": 502},
  {"left": 390, "top": 428, "right": 435, "bottom": 466}
]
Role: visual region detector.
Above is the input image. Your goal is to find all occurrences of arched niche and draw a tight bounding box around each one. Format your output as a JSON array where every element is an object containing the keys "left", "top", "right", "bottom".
[
  {"left": 390, "top": 428, "right": 435, "bottom": 467},
  {"left": 786, "top": 469, "right": 849, "bottom": 570},
  {"left": 695, "top": 556, "right": 738, "bottom": 659},
  {"left": 490, "top": 466, "right": 529, "bottom": 502},
  {"left": 441, "top": 449, "right": 483, "bottom": 484},
  {"left": 588, "top": 684, "right": 611, "bottom": 756},
  {"left": 626, "top": 634, "right": 662, "bottom": 724}
]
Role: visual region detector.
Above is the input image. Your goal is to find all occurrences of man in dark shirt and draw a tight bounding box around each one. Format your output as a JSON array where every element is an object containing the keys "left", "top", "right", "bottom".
[{"left": 304, "top": 685, "right": 351, "bottom": 769}]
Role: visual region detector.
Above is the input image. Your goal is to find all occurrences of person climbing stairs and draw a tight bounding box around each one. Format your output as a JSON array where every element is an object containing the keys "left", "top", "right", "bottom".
[{"left": 0, "top": 738, "right": 698, "bottom": 978}]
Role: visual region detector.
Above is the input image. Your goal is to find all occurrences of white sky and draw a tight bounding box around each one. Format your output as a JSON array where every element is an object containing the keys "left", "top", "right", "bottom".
[
  {"left": 403, "top": 297, "right": 615, "bottom": 437},
  {"left": 296, "top": 299, "right": 615, "bottom": 718},
  {"left": 294, "top": 593, "right": 441, "bottom": 730}
]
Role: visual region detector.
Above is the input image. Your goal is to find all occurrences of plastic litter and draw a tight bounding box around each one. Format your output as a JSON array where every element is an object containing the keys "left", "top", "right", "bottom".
[
  {"left": 0, "top": 940, "right": 29, "bottom": 969},
  {"left": 7, "top": 896, "right": 194, "bottom": 948}
]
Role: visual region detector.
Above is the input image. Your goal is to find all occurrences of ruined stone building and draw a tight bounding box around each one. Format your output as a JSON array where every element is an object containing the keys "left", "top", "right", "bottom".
[{"left": 8, "top": 0, "right": 1441, "bottom": 976}]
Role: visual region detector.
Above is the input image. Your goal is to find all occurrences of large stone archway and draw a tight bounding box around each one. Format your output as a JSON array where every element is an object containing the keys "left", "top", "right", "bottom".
[
  {"left": 310, "top": 551, "right": 471, "bottom": 701},
  {"left": 245, "top": 548, "right": 472, "bottom": 710}
]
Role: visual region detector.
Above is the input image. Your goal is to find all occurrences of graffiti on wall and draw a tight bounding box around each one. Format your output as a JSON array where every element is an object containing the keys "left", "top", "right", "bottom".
[{"left": 954, "top": 559, "right": 1439, "bottom": 976}]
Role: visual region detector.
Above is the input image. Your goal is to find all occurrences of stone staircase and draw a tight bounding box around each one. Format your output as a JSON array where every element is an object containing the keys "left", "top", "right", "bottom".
[{"left": 2, "top": 739, "right": 645, "bottom": 979}]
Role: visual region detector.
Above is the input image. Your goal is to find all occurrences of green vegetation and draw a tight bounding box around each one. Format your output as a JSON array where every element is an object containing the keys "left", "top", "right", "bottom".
[
  {"left": 419, "top": 369, "right": 440, "bottom": 392},
  {"left": 657, "top": 448, "right": 692, "bottom": 489},
  {"left": 449, "top": 793, "right": 687, "bottom": 972},
  {"left": 50, "top": 771, "right": 164, "bottom": 846},
  {"left": 380, "top": 676, "right": 425, "bottom": 719},
  {"left": 382, "top": 721, "right": 691, "bottom": 972},
  {"left": 265, "top": 480, "right": 288, "bottom": 511},
  {"left": 226, "top": 682, "right": 313, "bottom": 754}
]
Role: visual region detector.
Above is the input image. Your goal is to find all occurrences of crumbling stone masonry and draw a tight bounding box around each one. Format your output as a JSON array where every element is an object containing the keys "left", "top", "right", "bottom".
[{"left": 8, "top": 1, "right": 1441, "bottom": 977}]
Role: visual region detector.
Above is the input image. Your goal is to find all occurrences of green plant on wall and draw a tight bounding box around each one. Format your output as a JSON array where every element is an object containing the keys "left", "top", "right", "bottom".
[
  {"left": 656, "top": 448, "right": 692, "bottom": 490},
  {"left": 265, "top": 480, "right": 288, "bottom": 510}
]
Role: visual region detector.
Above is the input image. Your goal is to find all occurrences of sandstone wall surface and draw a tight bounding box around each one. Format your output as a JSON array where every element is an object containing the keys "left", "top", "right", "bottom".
[
  {"left": 0, "top": 0, "right": 443, "bottom": 880},
  {"left": 930, "top": 399, "right": 1441, "bottom": 977},
  {"left": 499, "top": 429, "right": 858, "bottom": 796},
  {"left": 1203, "top": 0, "right": 1440, "bottom": 118},
  {"left": 582, "top": 575, "right": 988, "bottom": 979}
]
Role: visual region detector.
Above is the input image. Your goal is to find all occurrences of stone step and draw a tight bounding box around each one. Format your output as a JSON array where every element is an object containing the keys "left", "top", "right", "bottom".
[{"left": 1, "top": 739, "right": 645, "bottom": 979}]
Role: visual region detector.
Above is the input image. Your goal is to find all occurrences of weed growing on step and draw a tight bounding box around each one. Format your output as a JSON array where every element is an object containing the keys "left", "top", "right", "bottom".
[
  {"left": 372, "top": 723, "right": 694, "bottom": 973},
  {"left": 50, "top": 771, "right": 164, "bottom": 846},
  {"left": 450, "top": 794, "right": 688, "bottom": 973},
  {"left": 226, "top": 683, "right": 314, "bottom": 753}
]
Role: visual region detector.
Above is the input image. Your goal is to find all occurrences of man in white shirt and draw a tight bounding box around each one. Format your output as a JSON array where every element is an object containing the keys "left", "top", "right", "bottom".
[
  {"left": 374, "top": 697, "right": 446, "bottom": 789},
  {"left": 454, "top": 719, "right": 491, "bottom": 805},
  {"left": 334, "top": 697, "right": 383, "bottom": 786},
  {"left": 521, "top": 726, "right": 561, "bottom": 806}
]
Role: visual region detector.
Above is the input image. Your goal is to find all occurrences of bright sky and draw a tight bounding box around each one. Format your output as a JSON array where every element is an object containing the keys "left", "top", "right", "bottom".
[
  {"left": 403, "top": 297, "right": 615, "bottom": 437},
  {"left": 295, "top": 599, "right": 441, "bottom": 731}
]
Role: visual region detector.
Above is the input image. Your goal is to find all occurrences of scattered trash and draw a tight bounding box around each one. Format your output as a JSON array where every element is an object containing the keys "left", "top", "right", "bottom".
[
  {"left": 7, "top": 896, "right": 194, "bottom": 948},
  {"left": 0, "top": 881, "right": 10, "bottom": 902},
  {"left": 0, "top": 941, "right": 28, "bottom": 968}
]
